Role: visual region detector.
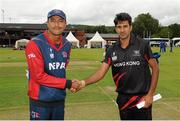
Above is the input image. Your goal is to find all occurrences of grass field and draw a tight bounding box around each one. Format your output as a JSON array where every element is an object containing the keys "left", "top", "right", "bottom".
[{"left": 0, "top": 47, "right": 180, "bottom": 120}]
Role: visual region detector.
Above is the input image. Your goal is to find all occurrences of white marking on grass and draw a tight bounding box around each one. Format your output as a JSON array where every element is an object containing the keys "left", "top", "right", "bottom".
[
  {"left": 95, "top": 83, "right": 118, "bottom": 107},
  {"left": 0, "top": 105, "right": 27, "bottom": 111},
  {"left": 66, "top": 100, "right": 114, "bottom": 106},
  {"left": 161, "top": 101, "right": 180, "bottom": 113}
]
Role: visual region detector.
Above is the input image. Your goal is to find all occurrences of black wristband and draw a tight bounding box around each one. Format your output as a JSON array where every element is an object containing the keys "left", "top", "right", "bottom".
[{"left": 66, "top": 80, "right": 72, "bottom": 89}]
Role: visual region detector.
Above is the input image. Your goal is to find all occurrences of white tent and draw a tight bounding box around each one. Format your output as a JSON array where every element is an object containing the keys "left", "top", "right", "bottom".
[
  {"left": 87, "top": 31, "right": 106, "bottom": 48},
  {"left": 15, "top": 39, "right": 30, "bottom": 49},
  {"left": 66, "top": 31, "right": 80, "bottom": 48}
]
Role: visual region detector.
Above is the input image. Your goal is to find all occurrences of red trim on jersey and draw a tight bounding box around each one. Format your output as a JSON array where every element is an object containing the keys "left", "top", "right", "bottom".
[
  {"left": 66, "top": 60, "right": 69, "bottom": 68},
  {"left": 113, "top": 72, "right": 121, "bottom": 80},
  {"left": 115, "top": 72, "right": 126, "bottom": 91},
  {"left": 65, "top": 48, "right": 71, "bottom": 68},
  {"left": 43, "top": 31, "right": 63, "bottom": 51},
  {"left": 144, "top": 54, "right": 149, "bottom": 62},
  {"left": 121, "top": 96, "right": 138, "bottom": 110},
  {"left": 108, "top": 58, "right": 112, "bottom": 65},
  {"left": 25, "top": 41, "right": 67, "bottom": 99},
  {"left": 130, "top": 96, "right": 144, "bottom": 108}
]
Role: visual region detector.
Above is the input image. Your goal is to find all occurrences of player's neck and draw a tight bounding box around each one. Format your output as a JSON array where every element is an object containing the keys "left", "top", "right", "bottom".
[
  {"left": 120, "top": 37, "right": 130, "bottom": 49},
  {"left": 47, "top": 32, "right": 61, "bottom": 44}
]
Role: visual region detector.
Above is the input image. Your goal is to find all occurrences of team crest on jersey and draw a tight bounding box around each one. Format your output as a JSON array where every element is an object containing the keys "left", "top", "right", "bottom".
[
  {"left": 112, "top": 52, "right": 117, "bottom": 61},
  {"left": 62, "top": 51, "right": 67, "bottom": 58},
  {"left": 133, "top": 50, "right": 141, "bottom": 56},
  {"left": 49, "top": 48, "right": 54, "bottom": 59}
]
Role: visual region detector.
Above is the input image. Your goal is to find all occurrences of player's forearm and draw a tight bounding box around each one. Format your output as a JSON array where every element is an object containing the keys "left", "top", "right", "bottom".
[
  {"left": 84, "top": 63, "right": 110, "bottom": 86},
  {"left": 148, "top": 65, "right": 159, "bottom": 95},
  {"left": 85, "top": 69, "right": 105, "bottom": 86}
]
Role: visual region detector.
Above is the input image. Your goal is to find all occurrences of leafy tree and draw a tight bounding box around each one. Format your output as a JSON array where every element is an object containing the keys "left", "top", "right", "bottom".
[
  {"left": 153, "top": 26, "right": 172, "bottom": 38},
  {"left": 133, "top": 13, "right": 159, "bottom": 38},
  {"left": 169, "top": 23, "right": 180, "bottom": 37},
  {"left": 68, "top": 24, "right": 115, "bottom": 33}
]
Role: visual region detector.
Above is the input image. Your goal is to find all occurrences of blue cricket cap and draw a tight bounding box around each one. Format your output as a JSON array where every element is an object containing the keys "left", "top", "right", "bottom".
[{"left": 47, "top": 9, "right": 66, "bottom": 20}]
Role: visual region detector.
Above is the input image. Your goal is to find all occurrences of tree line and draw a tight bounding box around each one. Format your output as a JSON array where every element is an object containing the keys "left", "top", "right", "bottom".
[{"left": 68, "top": 13, "right": 180, "bottom": 39}]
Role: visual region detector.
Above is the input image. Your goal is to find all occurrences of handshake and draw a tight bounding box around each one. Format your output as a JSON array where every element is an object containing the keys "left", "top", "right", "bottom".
[{"left": 70, "top": 79, "right": 86, "bottom": 93}]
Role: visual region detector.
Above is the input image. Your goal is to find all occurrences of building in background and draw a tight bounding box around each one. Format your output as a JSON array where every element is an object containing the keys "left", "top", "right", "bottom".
[
  {"left": 0, "top": 23, "right": 119, "bottom": 48},
  {"left": 0, "top": 23, "right": 86, "bottom": 47}
]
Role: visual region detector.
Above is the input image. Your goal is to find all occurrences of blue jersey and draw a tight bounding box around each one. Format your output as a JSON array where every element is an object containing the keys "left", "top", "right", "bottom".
[{"left": 25, "top": 31, "right": 72, "bottom": 102}]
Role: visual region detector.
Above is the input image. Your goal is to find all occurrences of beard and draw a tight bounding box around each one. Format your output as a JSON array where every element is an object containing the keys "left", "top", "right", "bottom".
[
  {"left": 51, "top": 32, "right": 62, "bottom": 36},
  {"left": 48, "top": 26, "right": 64, "bottom": 36},
  {"left": 48, "top": 29, "right": 62, "bottom": 36},
  {"left": 120, "top": 33, "right": 130, "bottom": 40}
]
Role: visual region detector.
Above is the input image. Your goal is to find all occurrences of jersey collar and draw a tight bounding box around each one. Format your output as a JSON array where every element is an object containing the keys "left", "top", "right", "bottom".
[
  {"left": 43, "top": 31, "right": 63, "bottom": 51},
  {"left": 116, "top": 34, "right": 136, "bottom": 46}
]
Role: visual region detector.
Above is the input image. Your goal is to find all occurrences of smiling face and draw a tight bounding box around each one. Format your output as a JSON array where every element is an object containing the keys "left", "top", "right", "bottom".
[
  {"left": 47, "top": 16, "right": 67, "bottom": 36},
  {"left": 115, "top": 20, "right": 132, "bottom": 40}
]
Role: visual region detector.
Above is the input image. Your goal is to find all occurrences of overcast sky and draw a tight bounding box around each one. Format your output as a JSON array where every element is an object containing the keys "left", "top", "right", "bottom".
[{"left": 0, "top": 0, "right": 180, "bottom": 26}]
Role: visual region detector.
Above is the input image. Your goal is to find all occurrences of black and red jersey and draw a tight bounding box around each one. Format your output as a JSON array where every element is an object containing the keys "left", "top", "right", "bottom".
[
  {"left": 103, "top": 35, "right": 154, "bottom": 109},
  {"left": 25, "top": 31, "right": 71, "bottom": 102}
]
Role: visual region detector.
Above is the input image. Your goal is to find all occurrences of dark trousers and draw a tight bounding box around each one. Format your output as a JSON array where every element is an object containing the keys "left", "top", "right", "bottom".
[
  {"left": 30, "top": 101, "right": 65, "bottom": 120},
  {"left": 119, "top": 106, "right": 152, "bottom": 120},
  {"left": 170, "top": 47, "right": 173, "bottom": 52}
]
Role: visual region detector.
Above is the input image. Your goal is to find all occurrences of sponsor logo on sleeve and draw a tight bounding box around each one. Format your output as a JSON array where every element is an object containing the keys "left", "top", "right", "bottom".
[
  {"left": 112, "top": 52, "right": 117, "bottom": 61},
  {"left": 28, "top": 53, "right": 36, "bottom": 59}
]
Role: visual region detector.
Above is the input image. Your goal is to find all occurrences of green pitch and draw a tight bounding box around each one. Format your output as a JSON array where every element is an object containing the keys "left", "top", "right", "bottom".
[{"left": 0, "top": 47, "right": 180, "bottom": 119}]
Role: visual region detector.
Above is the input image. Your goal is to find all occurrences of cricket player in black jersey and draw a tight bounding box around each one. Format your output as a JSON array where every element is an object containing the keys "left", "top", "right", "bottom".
[{"left": 76, "top": 13, "right": 159, "bottom": 120}]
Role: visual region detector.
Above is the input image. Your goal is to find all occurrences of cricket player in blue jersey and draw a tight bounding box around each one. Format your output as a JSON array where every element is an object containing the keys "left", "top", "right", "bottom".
[{"left": 25, "top": 9, "right": 80, "bottom": 120}]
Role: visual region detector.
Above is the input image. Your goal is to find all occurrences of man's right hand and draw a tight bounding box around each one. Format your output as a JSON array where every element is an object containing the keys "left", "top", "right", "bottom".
[{"left": 70, "top": 80, "right": 86, "bottom": 93}]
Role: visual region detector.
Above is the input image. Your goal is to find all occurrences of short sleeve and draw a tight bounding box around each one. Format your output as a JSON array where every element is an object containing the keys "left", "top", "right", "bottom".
[
  {"left": 103, "top": 46, "right": 112, "bottom": 65},
  {"left": 144, "top": 40, "right": 154, "bottom": 60}
]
